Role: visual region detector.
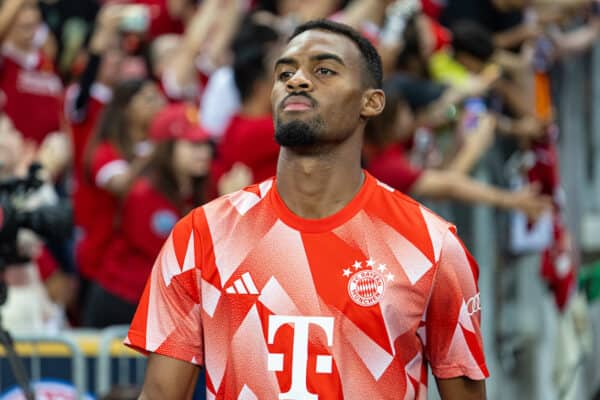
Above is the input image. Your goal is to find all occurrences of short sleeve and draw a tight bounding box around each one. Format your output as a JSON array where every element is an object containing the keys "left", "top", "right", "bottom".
[
  {"left": 125, "top": 210, "right": 204, "bottom": 366},
  {"left": 421, "top": 228, "right": 489, "bottom": 380},
  {"left": 91, "top": 143, "right": 128, "bottom": 189}
]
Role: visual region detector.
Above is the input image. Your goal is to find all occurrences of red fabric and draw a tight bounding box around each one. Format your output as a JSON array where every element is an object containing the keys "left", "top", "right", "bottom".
[
  {"left": 214, "top": 114, "right": 280, "bottom": 184},
  {"left": 126, "top": 172, "right": 488, "bottom": 397},
  {"left": 75, "top": 142, "right": 124, "bottom": 280},
  {"left": 366, "top": 144, "right": 423, "bottom": 194},
  {"left": 524, "top": 127, "right": 577, "bottom": 311},
  {"left": 0, "top": 50, "right": 63, "bottom": 145},
  {"left": 429, "top": 18, "right": 452, "bottom": 51},
  {"left": 527, "top": 138, "right": 560, "bottom": 198},
  {"left": 36, "top": 246, "right": 59, "bottom": 282},
  {"left": 540, "top": 215, "right": 577, "bottom": 311},
  {"left": 421, "top": 0, "right": 446, "bottom": 20},
  {"left": 96, "top": 178, "right": 181, "bottom": 304},
  {"left": 135, "top": 0, "right": 184, "bottom": 38},
  {"left": 65, "top": 84, "right": 109, "bottom": 181},
  {"left": 149, "top": 102, "right": 209, "bottom": 142}
]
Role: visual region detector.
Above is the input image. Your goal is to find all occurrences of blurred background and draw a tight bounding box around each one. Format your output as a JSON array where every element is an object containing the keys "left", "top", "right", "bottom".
[{"left": 0, "top": 0, "right": 599, "bottom": 399}]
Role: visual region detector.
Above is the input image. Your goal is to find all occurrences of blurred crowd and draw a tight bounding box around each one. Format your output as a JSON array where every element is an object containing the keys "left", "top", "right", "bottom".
[{"left": 0, "top": 0, "right": 597, "bottom": 340}]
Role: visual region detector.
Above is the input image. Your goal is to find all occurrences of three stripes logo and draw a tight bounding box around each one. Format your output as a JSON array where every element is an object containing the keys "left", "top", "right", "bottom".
[{"left": 225, "top": 272, "right": 259, "bottom": 295}]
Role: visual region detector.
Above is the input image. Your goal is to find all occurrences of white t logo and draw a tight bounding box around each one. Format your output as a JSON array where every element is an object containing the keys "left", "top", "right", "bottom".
[{"left": 267, "top": 315, "right": 335, "bottom": 400}]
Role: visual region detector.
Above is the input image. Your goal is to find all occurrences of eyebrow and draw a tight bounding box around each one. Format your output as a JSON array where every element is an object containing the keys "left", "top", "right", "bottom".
[
  {"left": 274, "top": 53, "right": 346, "bottom": 71},
  {"left": 311, "top": 53, "right": 345, "bottom": 66}
]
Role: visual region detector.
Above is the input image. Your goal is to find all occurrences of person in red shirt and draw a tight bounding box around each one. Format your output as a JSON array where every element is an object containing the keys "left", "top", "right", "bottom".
[
  {"left": 127, "top": 20, "right": 488, "bottom": 399},
  {"left": 0, "top": 0, "right": 63, "bottom": 146},
  {"left": 77, "top": 79, "right": 165, "bottom": 298},
  {"left": 364, "top": 78, "right": 550, "bottom": 220},
  {"left": 84, "top": 102, "right": 213, "bottom": 327},
  {"left": 213, "top": 18, "right": 281, "bottom": 189}
]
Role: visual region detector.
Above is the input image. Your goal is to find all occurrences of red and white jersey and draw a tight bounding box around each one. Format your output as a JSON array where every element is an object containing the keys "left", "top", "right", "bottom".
[
  {"left": 126, "top": 171, "right": 488, "bottom": 399},
  {"left": 0, "top": 45, "right": 63, "bottom": 145}
]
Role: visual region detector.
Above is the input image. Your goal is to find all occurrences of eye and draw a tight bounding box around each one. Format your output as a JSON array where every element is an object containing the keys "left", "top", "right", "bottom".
[
  {"left": 278, "top": 70, "right": 294, "bottom": 81},
  {"left": 316, "top": 67, "right": 335, "bottom": 76}
]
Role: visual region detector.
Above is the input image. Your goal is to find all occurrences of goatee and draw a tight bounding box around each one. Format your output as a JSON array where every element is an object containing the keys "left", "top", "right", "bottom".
[{"left": 275, "top": 117, "right": 325, "bottom": 147}]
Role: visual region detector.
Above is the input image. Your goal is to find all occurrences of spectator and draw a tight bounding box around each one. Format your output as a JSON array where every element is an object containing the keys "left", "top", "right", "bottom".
[
  {"left": 212, "top": 15, "right": 281, "bottom": 190},
  {"left": 84, "top": 102, "right": 213, "bottom": 327},
  {"left": 0, "top": 0, "right": 63, "bottom": 147},
  {"left": 364, "top": 79, "right": 550, "bottom": 220},
  {"left": 77, "top": 79, "right": 165, "bottom": 304},
  {"left": 0, "top": 112, "right": 73, "bottom": 333}
]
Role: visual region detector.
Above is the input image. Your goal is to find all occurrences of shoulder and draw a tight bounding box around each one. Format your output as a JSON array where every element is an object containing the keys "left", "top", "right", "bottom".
[
  {"left": 187, "top": 178, "right": 274, "bottom": 227},
  {"left": 368, "top": 174, "right": 454, "bottom": 262},
  {"left": 91, "top": 141, "right": 122, "bottom": 167},
  {"left": 126, "top": 178, "right": 166, "bottom": 203}
]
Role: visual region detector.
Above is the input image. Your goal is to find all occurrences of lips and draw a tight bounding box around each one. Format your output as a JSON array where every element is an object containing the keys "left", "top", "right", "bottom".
[{"left": 282, "top": 95, "right": 314, "bottom": 112}]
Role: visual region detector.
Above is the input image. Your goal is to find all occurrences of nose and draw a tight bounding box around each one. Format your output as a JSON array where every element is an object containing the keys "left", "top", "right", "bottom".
[{"left": 286, "top": 69, "right": 313, "bottom": 92}]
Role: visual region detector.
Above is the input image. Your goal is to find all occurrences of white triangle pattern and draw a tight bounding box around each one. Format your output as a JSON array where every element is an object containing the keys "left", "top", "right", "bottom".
[
  {"left": 342, "top": 312, "right": 394, "bottom": 381},
  {"left": 237, "top": 385, "right": 258, "bottom": 400},
  {"left": 201, "top": 278, "right": 221, "bottom": 318},
  {"left": 373, "top": 218, "right": 433, "bottom": 285},
  {"left": 160, "top": 234, "right": 182, "bottom": 287},
  {"left": 182, "top": 231, "right": 196, "bottom": 272},
  {"left": 420, "top": 206, "right": 447, "bottom": 261}
]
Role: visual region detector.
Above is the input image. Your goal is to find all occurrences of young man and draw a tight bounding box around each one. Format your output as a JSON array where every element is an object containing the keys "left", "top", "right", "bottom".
[{"left": 126, "top": 20, "right": 488, "bottom": 399}]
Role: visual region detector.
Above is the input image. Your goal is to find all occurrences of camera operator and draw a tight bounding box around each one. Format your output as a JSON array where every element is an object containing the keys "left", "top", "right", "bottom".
[{"left": 0, "top": 112, "right": 74, "bottom": 334}]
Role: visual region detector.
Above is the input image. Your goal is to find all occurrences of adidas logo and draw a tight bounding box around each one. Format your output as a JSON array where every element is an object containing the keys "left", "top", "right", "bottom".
[{"left": 225, "top": 272, "right": 259, "bottom": 295}]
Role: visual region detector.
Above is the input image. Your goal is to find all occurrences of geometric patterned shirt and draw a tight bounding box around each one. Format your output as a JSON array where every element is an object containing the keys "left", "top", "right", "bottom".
[{"left": 125, "top": 171, "right": 489, "bottom": 399}]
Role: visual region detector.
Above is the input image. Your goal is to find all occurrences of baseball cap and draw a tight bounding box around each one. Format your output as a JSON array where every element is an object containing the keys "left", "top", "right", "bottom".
[{"left": 149, "top": 103, "right": 210, "bottom": 143}]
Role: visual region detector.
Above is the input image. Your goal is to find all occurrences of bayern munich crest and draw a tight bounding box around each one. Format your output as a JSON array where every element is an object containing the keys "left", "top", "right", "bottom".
[{"left": 342, "top": 258, "right": 394, "bottom": 307}]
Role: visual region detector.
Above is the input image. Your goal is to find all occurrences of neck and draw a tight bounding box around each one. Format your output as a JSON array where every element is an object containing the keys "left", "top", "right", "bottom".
[
  {"left": 7, "top": 39, "right": 34, "bottom": 54},
  {"left": 177, "top": 173, "right": 192, "bottom": 199},
  {"left": 275, "top": 129, "right": 365, "bottom": 219}
]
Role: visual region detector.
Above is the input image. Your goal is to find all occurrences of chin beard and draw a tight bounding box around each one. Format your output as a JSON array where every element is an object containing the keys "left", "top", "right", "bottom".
[{"left": 275, "top": 117, "right": 325, "bottom": 148}]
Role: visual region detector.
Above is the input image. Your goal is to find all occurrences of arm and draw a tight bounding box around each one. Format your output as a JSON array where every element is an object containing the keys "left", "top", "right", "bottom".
[
  {"left": 436, "top": 377, "right": 487, "bottom": 400},
  {"left": 410, "top": 169, "right": 551, "bottom": 220},
  {"left": 0, "top": 0, "right": 24, "bottom": 43},
  {"left": 493, "top": 23, "right": 541, "bottom": 49},
  {"left": 139, "top": 353, "right": 200, "bottom": 400},
  {"left": 102, "top": 155, "right": 153, "bottom": 198},
  {"left": 163, "top": 0, "right": 221, "bottom": 92},
  {"left": 447, "top": 114, "right": 496, "bottom": 174},
  {"left": 71, "top": 5, "right": 123, "bottom": 118}
]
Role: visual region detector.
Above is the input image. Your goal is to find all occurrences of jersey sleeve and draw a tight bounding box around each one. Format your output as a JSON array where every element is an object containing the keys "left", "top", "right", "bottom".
[
  {"left": 421, "top": 227, "right": 489, "bottom": 380},
  {"left": 91, "top": 143, "right": 128, "bottom": 189},
  {"left": 125, "top": 210, "right": 204, "bottom": 366}
]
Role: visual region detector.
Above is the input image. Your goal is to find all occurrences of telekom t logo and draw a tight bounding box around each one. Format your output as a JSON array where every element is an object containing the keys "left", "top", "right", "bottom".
[{"left": 267, "top": 315, "right": 335, "bottom": 400}]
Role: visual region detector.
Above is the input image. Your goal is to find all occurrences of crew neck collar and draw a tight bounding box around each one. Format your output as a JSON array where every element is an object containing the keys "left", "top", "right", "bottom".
[{"left": 269, "top": 170, "right": 375, "bottom": 233}]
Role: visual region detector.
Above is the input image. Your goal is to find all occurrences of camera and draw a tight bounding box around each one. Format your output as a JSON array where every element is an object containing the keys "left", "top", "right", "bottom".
[{"left": 0, "top": 164, "right": 73, "bottom": 269}]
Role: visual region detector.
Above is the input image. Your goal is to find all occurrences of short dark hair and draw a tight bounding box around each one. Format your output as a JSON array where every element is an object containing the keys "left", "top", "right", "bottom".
[
  {"left": 232, "top": 15, "right": 279, "bottom": 101},
  {"left": 288, "top": 19, "right": 383, "bottom": 89},
  {"left": 451, "top": 20, "right": 495, "bottom": 62}
]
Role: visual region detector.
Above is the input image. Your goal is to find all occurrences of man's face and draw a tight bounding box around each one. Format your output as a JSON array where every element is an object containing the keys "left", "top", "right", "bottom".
[{"left": 271, "top": 30, "right": 367, "bottom": 148}]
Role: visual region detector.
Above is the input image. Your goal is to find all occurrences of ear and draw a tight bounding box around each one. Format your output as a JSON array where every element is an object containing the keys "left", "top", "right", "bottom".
[{"left": 360, "top": 89, "right": 385, "bottom": 119}]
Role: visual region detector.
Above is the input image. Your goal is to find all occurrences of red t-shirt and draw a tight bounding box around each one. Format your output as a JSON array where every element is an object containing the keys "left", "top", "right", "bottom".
[
  {"left": 97, "top": 177, "right": 181, "bottom": 304},
  {"left": 0, "top": 46, "right": 63, "bottom": 145},
  {"left": 126, "top": 172, "right": 488, "bottom": 398},
  {"left": 214, "top": 114, "right": 280, "bottom": 184},
  {"left": 367, "top": 144, "right": 424, "bottom": 194},
  {"left": 75, "top": 141, "right": 128, "bottom": 279}
]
